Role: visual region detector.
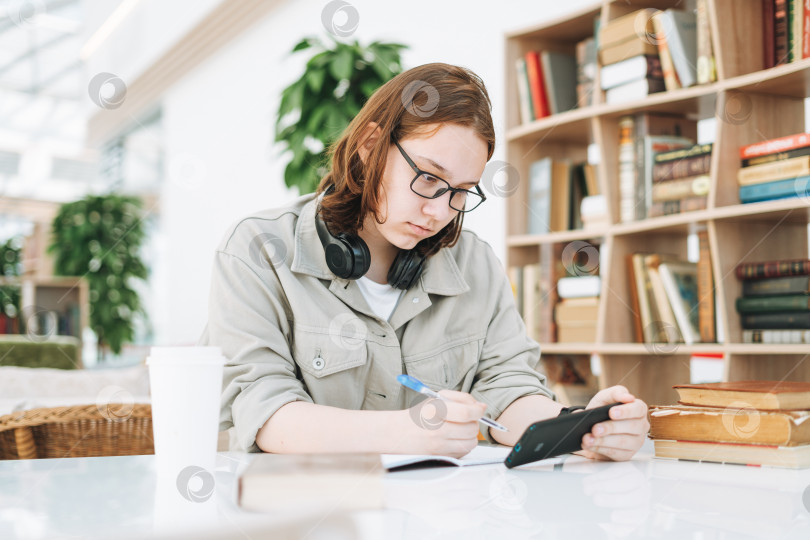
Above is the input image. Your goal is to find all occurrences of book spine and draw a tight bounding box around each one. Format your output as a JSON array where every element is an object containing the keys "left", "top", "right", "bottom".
[
  {"left": 736, "top": 155, "right": 810, "bottom": 185},
  {"left": 736, "top": 294, "right": 810, "bottom": 313},
  {"left": 741, "top": 144, "right": 810, "bottom": 166},
  {"left": 740, "top": 132, "right": 810, "bottom": 159},
  {"left": 648, "top": 196, "right": 708, "bottom": 217},
  {"left": 524, "top": 51, "right": 549, "bottom": 119},
  {"left": 739, "top": 175, "right": 809, "bottom": 202},
  {"left": 527, "top": 159, "right": 552, "bottom": 235},
  {"left": 652, "top": 175, "right": 711, "bottom": 201},
  {"left": 741, "top": 311, "right": 810, "bottom": 329},
  {"left": 539, "top": 243, "right": 559, "bottom": 343},
  {"left": 789, "top": 0, "right": 797, "bottom": 62},
  {"left": 764, "top": 0, "right": 777, "bottom": 69},
  {"left": 742, "top": 275, "right": 810, "bottom": 296},
  {"left": 618, "top": 115, "right": 637, "bottom": 222},
  {"left": 653, "top": 153, "right": 712, "bottom": 182},
  {"left": 736, "top": 259, "right": 810, "bottom": 279},
  {"left": 743, "top": 328, "right": 810, "bottom": 343},
  {"left": 515, "top": 58, "right": 534, "bottom": 125},
  {"left": 634, "top": 117, "right": 647, "bottom": 221},
  {"left": 804, "top": 0, "right": 810, "bottom": 58},
  {"left": 652, "top": 13, "right": 682, "bottom": 91},
  {"left": 793, "top": 0, "right": 804, "bottom": 61},
  {"left": 655, "top": 143, "right": 713, "bottom": 163},
  {"left": 776, "top": 0, "right": 790, "bottom": 65},
  {"left": 697, "top": 230, "right": 716, "bottom": 342},
  {"left": 665, "top": 11, "right": 698, "bottom": 87}
]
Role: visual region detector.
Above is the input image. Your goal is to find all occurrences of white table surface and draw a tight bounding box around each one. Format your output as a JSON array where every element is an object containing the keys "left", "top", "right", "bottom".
[{"left": 2, "top": 440, "right": 810, "bottom": 540}]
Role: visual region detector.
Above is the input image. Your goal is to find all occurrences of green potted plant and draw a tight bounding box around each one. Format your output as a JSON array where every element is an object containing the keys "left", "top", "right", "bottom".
[
  {"left": 275, "top": 35, "right": 408, "bottom": 194},
  {"left": 48, "top": 195, "right": 149, "bottom": 361}
]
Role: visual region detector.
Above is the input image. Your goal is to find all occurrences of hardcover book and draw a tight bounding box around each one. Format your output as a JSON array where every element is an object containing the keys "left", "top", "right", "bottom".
[
  {"left": 652, "top": 439, "right": 810, "bottom": 468},
  {"left": 649, "top": 405, "right": 810, "bottom": 446},
  {"left": 673, "top": 380, "right": 810, "bottom": 410}
]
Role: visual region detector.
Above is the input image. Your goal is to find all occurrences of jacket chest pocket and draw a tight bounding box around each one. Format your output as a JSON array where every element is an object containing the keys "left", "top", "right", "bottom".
[
  {"left": 402, "top": 337, "right": 481, "bottom": 392},
  {"left": 292, "top": 322, "right": 369, "bottom": 409}
]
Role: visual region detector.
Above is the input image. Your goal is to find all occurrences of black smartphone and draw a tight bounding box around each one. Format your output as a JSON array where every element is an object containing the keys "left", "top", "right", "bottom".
[{"left": 504, "top": 402, "right": 623, "bottom": 468}]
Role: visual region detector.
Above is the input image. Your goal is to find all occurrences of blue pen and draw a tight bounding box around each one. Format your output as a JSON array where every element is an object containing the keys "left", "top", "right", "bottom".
[{"left": 397, "top": 374, "right": 509, "bottom": 432}]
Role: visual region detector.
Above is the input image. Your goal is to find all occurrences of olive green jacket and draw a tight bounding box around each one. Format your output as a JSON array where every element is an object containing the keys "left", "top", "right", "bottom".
[{"left": 199, "top": 193, "right": 554, "bottom": 452}]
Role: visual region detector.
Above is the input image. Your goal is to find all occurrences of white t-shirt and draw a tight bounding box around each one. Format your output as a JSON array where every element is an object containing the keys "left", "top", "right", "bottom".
[{"left": 356, "top": 276, "right": 403, "bottom": 321}]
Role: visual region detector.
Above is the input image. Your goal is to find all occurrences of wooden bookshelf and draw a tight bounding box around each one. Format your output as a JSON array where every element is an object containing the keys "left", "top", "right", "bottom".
[{"left": 505, "top": 0, "right": 810, "bottom": 406}]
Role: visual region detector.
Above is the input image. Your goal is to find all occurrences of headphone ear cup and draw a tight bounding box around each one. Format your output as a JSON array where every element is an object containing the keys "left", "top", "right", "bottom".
[
  {"left": 388, "top": 250, "right": 426, "bottom": 290},
  {"left": 336, "top": 233, "right": 370, "bottom": 280}
]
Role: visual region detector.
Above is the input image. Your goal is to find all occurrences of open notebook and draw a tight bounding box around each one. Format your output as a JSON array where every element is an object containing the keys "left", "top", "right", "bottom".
[{"left": 381, "top": 444, "right": 512, "bottom": 471}]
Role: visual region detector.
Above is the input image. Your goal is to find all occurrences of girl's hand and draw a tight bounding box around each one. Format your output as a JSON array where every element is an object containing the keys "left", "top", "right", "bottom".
[
  {"left": 405, "top": 389, "right": 486, "bottom": 458},
  {"left": 578, "top": 385, "right": 649, "bottom": 462}
]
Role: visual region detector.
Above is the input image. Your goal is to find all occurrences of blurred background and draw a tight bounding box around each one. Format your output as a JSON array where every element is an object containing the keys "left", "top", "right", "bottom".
[{"left": 0, "top": 0, "right": 611, "bottom": 366}]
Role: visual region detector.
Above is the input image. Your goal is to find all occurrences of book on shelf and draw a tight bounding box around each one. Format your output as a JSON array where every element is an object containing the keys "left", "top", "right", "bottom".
[
  {"left": 658, "top": 261, "right": 701, "bottom": 344},
  {"left": 742, "top": 145, "right": 810, "bottom": 167},
  {"left": 576, "top": 36, "right": 597, "bottom": 107},
  {"left": 739, "top": 175, "right": 810, "bottom": 203},
  {"left": 736, "top": 259, "right": 810, "bottom": 280},
  {"left": 764, "top": 0, "right": 776, "bottom": 69},
  {"left": 776, "top": 0, "right": 789, "bottom": 65},
  {"left": 737, "top": 155, "right": 810, "bottom": 186},
  {"left": 524, "top": 51, "right": 549, "bottom": 119},
  {"left": 604, "top": 76, "right": 665, "bottom": 104},
  {"left": 652, "top": 439, "right": 810, "bottom": 468},
  {"left": 527, "top": 158, "right": 552, "bottom": 235},
  {"left": 651, "top": 174, "right": 710, "bottom": 201},
  {"left": 736, "top": 294, "right": 810, "bottom": 313},
  {"left": 645, "top": 254, "right": 681, "bottom": 342},
  {"left": 599, "top": 54, "right": 662, "bottom": 90},
  {"left": 628, "top": 253, "right": 663, "bottom": 343},
  {"left": 743, "top": 275, "right": 810, "bottom": 296},
  {"left": 651, "top": 10, "right": 680, "bottom": 91},
  {"left": 652, "top": 9, "right": 698, "bottom": 88},
  {"left": 648, "top": 195, "right": 708, "bottom": 217},
  {"left": 789, "top": 0, "right": 803, "bottom": 62},
  {"left": 673, "top": 380, "right": 810, "bottom": 410},
  {"left": 514, "top": 58, "right": 534, "bottom": 125},
  {"left": 696, "top": 0, "right": 716, "bottom": 83},
  {"left": 599, "top": 8, "right": 656, "bottom": 49},
  {"left": 557, "top": 275, "right": 601, "bottom": 299},
  {"left": 541, "top": 50, "right": 578, "bottom": 115},
  {"left": 555, "top": 296, "right": 599, "bottom": 343},
  {"left": 238, "top": 453, "right": 384, "bottom": 512},
  {"left": 696, "top": 230, "right": 716, "bottom": 343},
  {"left": 741, "top": 311, "right": 810, "bottom": 329},
  {"left": 649, "top": 405, "right": 810, "bottom": 446},
  {"left": 743, "top": 329, "right": 810, "bottom": 344},
  {"left": 652, "top": 151, "right": 712, "bottom": 183},
  {"left": 580, "top": 194, "right": 608, "bottom": 230},
  {"left": 655, "top": 142, "right": 713, "bottom": 163},
  {"left": 740, "top": 132, "right": 810, "bottom": 160}
]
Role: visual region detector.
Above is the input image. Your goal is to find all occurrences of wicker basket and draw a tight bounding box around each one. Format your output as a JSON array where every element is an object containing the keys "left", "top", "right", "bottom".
[{"left": 0, "top": 403, "right": 154, "bottom": 460}]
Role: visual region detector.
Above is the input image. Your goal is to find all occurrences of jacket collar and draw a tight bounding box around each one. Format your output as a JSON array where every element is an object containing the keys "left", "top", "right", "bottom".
[{"left": 290, "top": 194, "right": 469, "bottom": 297}]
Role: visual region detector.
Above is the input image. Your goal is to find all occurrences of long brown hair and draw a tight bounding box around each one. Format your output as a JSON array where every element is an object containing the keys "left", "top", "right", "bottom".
[{"left": 317, "top": 63, "right": 495, "bottom": 257}]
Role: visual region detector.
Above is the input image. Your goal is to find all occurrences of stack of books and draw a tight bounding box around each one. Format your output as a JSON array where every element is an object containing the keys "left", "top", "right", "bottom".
[
  {"left": 616, "top": 113, "right": 698, "bottom": 222},
  {"left": 598, "top": 9, "right": 665, "bottom": 104},
  {"left": 649, "top": 142, "right": 713, "bottom": 217},
  {"left": 736, "top": 259, "right": 810, "bottom": 344},
  {"left": 763, "top": 0, "right": 810, "bottom": 68},
  {"left": 649, "top": 381, "right": 810, "bottom": 468},
  {"left": 555, "top": 276, "right": 600, "bottom": 343},
  {"left": 738, "top": 132, "right": 810, "bottom": 204}
]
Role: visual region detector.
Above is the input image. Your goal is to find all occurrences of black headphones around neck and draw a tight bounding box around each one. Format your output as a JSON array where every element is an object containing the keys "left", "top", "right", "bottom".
[{"left": 315, "top": 189, "right": 426, "bottom": 290}]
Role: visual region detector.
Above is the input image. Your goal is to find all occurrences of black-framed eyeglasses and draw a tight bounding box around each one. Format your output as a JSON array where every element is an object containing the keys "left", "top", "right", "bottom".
[{"left": 394, "top": 140, "right": 486, "bottom": 213}]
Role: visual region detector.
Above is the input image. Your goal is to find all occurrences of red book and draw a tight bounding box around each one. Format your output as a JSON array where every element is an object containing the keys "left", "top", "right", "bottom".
[
  {"left": 736, "top": 259, "right": 810, "bottom": 279},
  {"left": 740, "top": 132, "right": 810, "bottom": 159},
  {"left": 764, "top": 0, "right": 775, "bottom": 69},
  {"left": 804, "top": 0, "right": 810, "bottom": 58},
  {"left": 524, "top": 51, "right": 549, "bottom": 119}
]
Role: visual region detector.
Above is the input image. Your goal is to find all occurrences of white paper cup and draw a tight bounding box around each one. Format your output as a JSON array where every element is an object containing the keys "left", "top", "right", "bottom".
[{"left": 147, "top": 346, "right": 226, "bottom": 478}]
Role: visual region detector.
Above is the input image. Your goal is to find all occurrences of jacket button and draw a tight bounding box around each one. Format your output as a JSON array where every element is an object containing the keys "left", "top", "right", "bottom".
[{"left": 312, "top": 356, "right": 325, "bottom": 370}]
